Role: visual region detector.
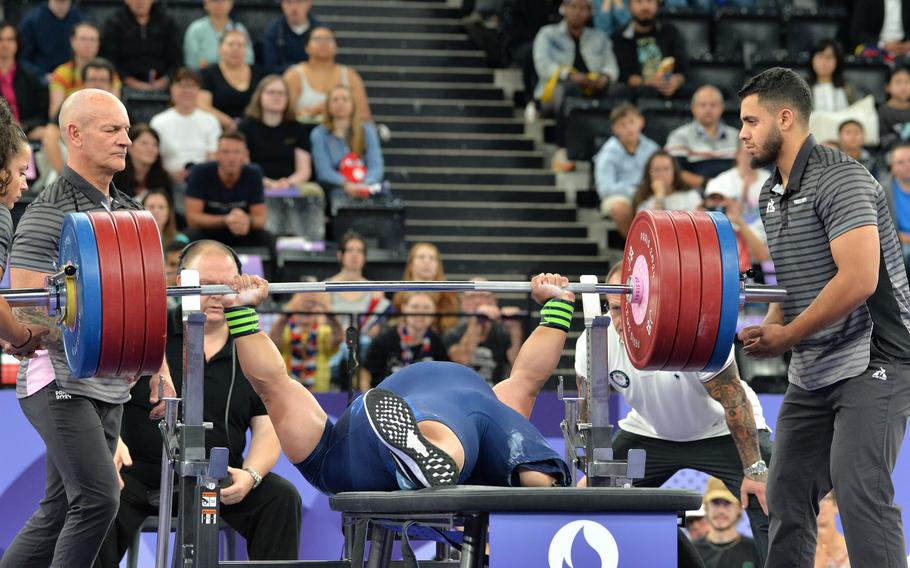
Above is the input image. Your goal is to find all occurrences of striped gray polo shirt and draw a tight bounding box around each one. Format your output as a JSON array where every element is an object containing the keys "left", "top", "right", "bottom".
[
  {"left": 12, "top": 166, "right": 143, "bottom": 403},
  {"left": 760, "top": 135, "right": 910, "bottom": 390}
]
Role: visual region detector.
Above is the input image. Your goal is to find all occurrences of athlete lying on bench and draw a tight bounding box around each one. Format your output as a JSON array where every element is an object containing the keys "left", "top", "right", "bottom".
[{"left": 220, "top": 273, "right": 576, "bottom": 494}]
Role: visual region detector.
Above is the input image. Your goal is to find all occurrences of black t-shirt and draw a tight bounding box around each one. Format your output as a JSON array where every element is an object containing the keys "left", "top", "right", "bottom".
[
  {"left": 200, "top": 64, "right": 265, "bottom": 120},
  {"left": 693, "top": 536, "right": 762, "bottom": 568},
  {"left": 364, "top": 325, "right": 449, "bottom": 387},
  {"left": 121, "top": 308, "right": 267, "bottom": 473},
  {"left": 572, "top": 35, "right": 588, "bottom": 73},
  {"left": 238, "top": 118, "right": 313, "bottom": 180},
  {"left": 186, "top": 161, "right": 265, "bottom": 215},
  {"left": 442, "top": 321, "right": 512, "bottom": 385}
]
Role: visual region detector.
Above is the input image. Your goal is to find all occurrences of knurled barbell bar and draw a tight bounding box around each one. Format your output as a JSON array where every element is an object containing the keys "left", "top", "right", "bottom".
[{"left": 0, "top": 210, "right": 786, "bottom": 378}]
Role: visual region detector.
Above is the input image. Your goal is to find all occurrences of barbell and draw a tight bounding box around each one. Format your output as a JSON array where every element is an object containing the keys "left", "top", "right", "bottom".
[{"left": 1, "top": 209, "right": 786, "bottom": 378}]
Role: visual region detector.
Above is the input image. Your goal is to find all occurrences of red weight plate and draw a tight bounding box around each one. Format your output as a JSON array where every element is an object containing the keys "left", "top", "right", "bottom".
[
  {"left": 87, "top": 212, "right": 124, "bottom": 377},
  {"left": 665, "top": 211, "right": 702, "bottom": 370},
  {"left": 620, "top": 210, "right": 681, "bottom": 370},
  {"left": 111, "top": 212, "right": 147, "bottom": 377},
  {"left": 130, "top": 210, "right": 168, "bottom": 376},
  {"left": 686, "top": 211, "right": 724, "bottom": 371}
]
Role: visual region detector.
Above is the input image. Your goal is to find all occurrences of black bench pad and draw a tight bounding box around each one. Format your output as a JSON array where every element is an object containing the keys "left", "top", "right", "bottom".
[{"left": 330, "top": 486, "right": 701, "bottom": 515}]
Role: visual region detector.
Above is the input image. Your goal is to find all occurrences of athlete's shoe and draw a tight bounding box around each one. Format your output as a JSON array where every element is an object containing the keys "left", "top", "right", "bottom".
[{"left": 364, "top": 388, "right": 460, "bottom": 488}]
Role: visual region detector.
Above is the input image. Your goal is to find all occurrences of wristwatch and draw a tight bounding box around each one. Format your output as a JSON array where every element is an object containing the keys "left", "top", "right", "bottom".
[
  {"left": 743, "top": 459, "right": 768, "bottom": 478},
  {"left": 244, "top": 467, "right": 263, "bottom": 489}
]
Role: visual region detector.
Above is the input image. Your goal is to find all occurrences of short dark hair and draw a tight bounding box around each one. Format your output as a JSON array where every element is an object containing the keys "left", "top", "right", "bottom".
[
  {"left": 838, "top": 119, "right": 863, "bottom": 134},
  {"left": 81, "top": 57, "right": 116, "bottom": 84},
  {"left": 171, "top": 67, "right": 202, "bottom": 87},
  {"left": 218, "top": 131, "right": 247, "bottom": 146},
  {"left": 887, "top": 65, "right": 910, "bottom": 84},
  {"left": 610, "top": 103, "right": 640, "bottom": 125},
  {"left": 738, "top": 67, "right": 812, "bottom": 125}
]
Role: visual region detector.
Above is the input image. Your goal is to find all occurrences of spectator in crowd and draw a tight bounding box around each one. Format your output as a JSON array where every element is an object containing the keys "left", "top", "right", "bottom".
[
  {"left": 532, "top": 0, "right": 619, "bottom": 171},
  {"left": 100, "top": 0, "right": 180, "bottom": 92},
  {"left": 685, "top": 508, "right": 710, "bottom": 542},
  {"left": 97, "top": 241, "right": 302, "bottom": 566},
  {"left": 838, "top": 119, "right": 879, "bottom": 177},
  {"left": 0, "top": 23, "right": 48, "bottom": 141},
  {"left": 326, "top": 231, "right": 388, "bottom": 327},
  {"left": 48, "top": 23, "right": 121, "bottom": 119},
  {"left": 284, "top": 26, "right": 371, "bottom": 122},
  {"left": 198, "top": 30, "right": 265, "bottom": 133},
  {"left": 149, "top": 67, "right": 222, "bottom": 182},
  {"left": 112, "top": 123, "right": 172, "bottom": 198},
  {"left": 594, "top": 0, "right": 631, "bottom": 38},
  {"left": 164, "top": 240, "right": 183, "bottom": 287},
  {"left": 16, "top": 0, "right": 82, "bottom": 83},
  {"left": 240, "top": 75, "right": 324, "bottom": 239},
  {"left": 815, "top": 492, "right": 850, "bottom": 568},
  {"left": 850, "top": 0, "right": 910, "bottom": 59},
  {"left": 363, "top": 292, "right": 449, "bottom": 390},
  {"left": 263, "top": 0, "right": 325, "bottom": 75},
  {"left": 41, "top": 58, "right": 120, "bottom": 177},
  {"left": 502, "top": 0, "right": 561, "bottom": 114},
  {"left": 268, "top": 289, "right": 341, "bottom": 391},
  {"left": 444, "top": 283, "right": 523, "bottom": 386},
  {"left": 184, "top": 131, "right": 272, "bottom": 250},
  {"left": 394, "top": 242, "right": 460, "bottom": 335},
  {"left": 808, "top": 40, "right": 859, "bottom": 113},
  {"left": 183, "top": 0, "right": 254, "bottom": 70},
  {"left": 704, "top": 142, "right": 771, "bottom": 263},
  {"left": 665, "top": 85, "right": 739, "bottom": 189},
  {"left": 611, "top": 0, "right": 688, "bottom": 99},
  {"left": 702, "top": 190, "right": 770, "bottom": 269},
  {"left": 881, "top": 142, "right": 910, "bottom": 274},
  {"left": 693, "top": 477, "right": 762, "bottom": 568},
  {"left": 879, "top": 66, "right": 910, "bottom": 151},
  {"left": 311, "top": 84, "right": 387, "bottom": 215},
  {"left": 141, "top": 188, "right": 186, "bottom": 250},
  {"left": 632, "top": 150, "right": 702, "bottom": 212},
  {"left": 593, "top": 103, "right": 660, "bottom": 238}
]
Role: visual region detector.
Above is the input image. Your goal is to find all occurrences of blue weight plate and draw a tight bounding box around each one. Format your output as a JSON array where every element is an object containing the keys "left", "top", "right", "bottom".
[
  {"left": 58, "top": 213, "right": 102, "bottom": 378},
  {"left": 705, "top": 211, "right": 740, "bottom": 372}
]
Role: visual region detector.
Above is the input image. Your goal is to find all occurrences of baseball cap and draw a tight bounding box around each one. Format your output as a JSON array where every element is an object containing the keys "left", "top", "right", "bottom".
[{"left": 703, "top": 476, "right": 739, "bottom": 506}]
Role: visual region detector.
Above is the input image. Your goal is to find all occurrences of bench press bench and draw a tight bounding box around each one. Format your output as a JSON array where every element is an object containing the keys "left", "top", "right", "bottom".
[{"left": 329, "top": 486, "right": 702, "bottom": 567}]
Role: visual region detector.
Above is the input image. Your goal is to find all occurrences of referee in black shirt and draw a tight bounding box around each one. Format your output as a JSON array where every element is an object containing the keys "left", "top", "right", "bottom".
[{"left": 737, "top": 67, "right": 910, "bottom": 566}]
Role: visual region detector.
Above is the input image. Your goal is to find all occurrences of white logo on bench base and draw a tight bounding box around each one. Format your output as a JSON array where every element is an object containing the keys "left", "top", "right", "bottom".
[{"left": 548, "top": 520, "right": 618, "bottom": 568}]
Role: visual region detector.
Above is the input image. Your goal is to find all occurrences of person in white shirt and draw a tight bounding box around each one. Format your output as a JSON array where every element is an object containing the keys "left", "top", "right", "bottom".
[
  {"left": 149, "top": 67, "right": 222, "bottom": 183},
  {"left": 575, "top": 262, "right": 772, "bottom": 564}
]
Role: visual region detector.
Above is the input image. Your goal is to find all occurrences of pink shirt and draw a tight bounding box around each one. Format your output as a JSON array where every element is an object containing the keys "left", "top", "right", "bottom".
[
  {"left": 24, "top": 351, "right": 56, "bottom": 396},
  {"left": 0, "top": 63, "right": 20, "bottom": 122}
]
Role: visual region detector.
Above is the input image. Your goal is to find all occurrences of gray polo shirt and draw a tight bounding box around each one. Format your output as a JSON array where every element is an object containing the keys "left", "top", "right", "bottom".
[
  {"left": 760, "top": 135, "right": 910, "bottom": 390},
  {"left": 11, "top": 166, "right": 143, "bottom": 403}
]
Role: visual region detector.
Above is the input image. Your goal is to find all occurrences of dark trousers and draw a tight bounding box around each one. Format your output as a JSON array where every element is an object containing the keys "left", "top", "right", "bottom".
[
  {"left": 613, "top": 427, "right": 773, "bottom": 565},
  {"left": 95, "top": 463, "right": 302, "bottom": 566},
  {"left": 0, "top": 383, "right": 122, "bottom": 568},
  {"left": 766, "top": 361, "right": 910, "bottom": 568}
]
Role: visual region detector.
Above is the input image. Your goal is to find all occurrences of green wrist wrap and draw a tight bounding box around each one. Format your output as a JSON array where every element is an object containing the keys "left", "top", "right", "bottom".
[
  {"left": 539, "top": 298, "right": 575, "bottom": 333},
  {"left": 224, "top": 306, "right": 260, "bottom": 337}
]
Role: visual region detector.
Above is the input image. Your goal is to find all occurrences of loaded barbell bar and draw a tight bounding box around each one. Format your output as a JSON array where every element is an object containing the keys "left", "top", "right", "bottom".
[
  {"left": 0, "top": 280, "right": 787, "bottom": 307},
  {"left": 32, "top": 209, "right": 787, "bottom": 378}
]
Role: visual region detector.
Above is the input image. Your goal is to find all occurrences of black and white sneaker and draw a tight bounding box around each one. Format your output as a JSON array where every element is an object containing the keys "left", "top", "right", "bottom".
[{"left": 364, "top": 388, "right": 459, "bottom": 488}]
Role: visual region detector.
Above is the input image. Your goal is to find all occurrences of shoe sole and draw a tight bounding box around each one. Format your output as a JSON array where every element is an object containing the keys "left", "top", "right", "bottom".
[{"left": 364, "top": 389, "right": 459, "bottom": 488}]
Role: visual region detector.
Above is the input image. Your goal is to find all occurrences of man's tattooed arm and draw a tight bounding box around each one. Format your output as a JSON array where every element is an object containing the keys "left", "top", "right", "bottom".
[
  {"left": 14, "top": 307, "right": 60, "bottom": 343},
  {"left": 701, "top": 360, "right": 761, "bottom": 471}
]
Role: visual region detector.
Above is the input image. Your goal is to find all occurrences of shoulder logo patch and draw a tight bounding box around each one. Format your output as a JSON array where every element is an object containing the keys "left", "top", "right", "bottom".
[{"left": 609, "top": 370, "right": 631, "bottom": 389}]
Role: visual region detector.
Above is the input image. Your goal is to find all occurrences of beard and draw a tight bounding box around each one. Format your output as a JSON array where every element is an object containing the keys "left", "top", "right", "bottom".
[
  {"left": 750, "top": 126, "right": 783, "bottom": 169},
  {"left": 633, "top": 15, "right": 655, "bottom": 27}
]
